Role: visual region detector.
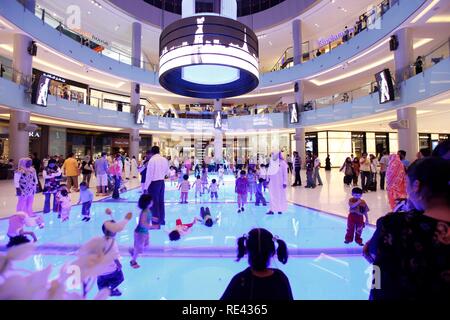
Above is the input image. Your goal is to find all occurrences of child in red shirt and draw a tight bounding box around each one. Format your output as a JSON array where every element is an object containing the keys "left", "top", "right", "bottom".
[{"left": 345, "top": 187, "right": 369, "bottom": 246}]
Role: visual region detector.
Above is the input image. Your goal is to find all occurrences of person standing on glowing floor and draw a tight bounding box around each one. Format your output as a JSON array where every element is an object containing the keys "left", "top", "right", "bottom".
[
  {"left": 266, "top": 152, "right": 288, "bottom": 215},
  {"left": 129, "top": 194, "right": 154, "bottom": 269}
]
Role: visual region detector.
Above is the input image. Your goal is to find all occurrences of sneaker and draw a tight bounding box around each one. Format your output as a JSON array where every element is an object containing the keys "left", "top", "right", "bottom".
[
  {"left": 241, "top": 207, "right": 245, "bottom": 212},
  {"left": 110, "top": 289, "right": 122, "bottom": 297},
  {"left": 130, "top": 261, "right": 140, "bottom": 269},
  {"left": 266, "top": 211, "right": 274, "bottom": 215},
  {"left": 84, "top": 217, "right": 91, "bottom": 222},
  {"left": 344, "top": 241, "right": 351, "bottom": 244},
  {"left": 237, "top": 209, "right": 241, "bottom": 213},
  {"left": 82, "top": 217, "right": 87, "bottom": 222},
  {"left": 278, "top": 212, "right": 282, "bottom": 215},
  {"left": 356, "top": 242, "right": 364, "bottom": 246}
]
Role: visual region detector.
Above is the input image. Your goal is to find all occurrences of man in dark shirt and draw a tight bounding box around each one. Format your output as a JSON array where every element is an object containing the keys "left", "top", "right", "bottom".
[{"left": 292, "top": 151, "right": 302, "bottom": 186}]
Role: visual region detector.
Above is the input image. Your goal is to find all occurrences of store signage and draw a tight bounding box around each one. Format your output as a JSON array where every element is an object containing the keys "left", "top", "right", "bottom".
[
  {"left": 112, "top": 139, "right": 129, "bottom": 147},
  {"left": 43, "top": 72, "right": 66, "bottom": 83},
  {"left": 318, "top": 27, "right": 355, "bottom": 47},
  {"left": 29, "top": 131, "right": 40, "bottom": 138},
  {"left": 74, "top": 29, "right": 110, "bottom": 47}
]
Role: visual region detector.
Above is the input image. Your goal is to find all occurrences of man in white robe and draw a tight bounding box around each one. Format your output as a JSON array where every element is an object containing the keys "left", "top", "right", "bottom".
[{"left": 266, "top": 151, "right": 288, "bottom": 215}]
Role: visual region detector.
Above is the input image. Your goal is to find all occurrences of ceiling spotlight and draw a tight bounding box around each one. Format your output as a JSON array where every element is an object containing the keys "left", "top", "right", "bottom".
[
  {"left": 114, "top": 25, "right": 120, "bottom": 31},
  {"left": 314, "top": 23, "right": 320, "bottom": 27}
]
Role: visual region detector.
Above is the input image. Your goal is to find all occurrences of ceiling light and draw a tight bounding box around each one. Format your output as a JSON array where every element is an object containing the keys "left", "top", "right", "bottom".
[
  {"left": 268, "top": 41, "right": 273, "bottom": 46},
  {"left": 314, "top": 23, "right": 320, "bottom": 27},
  {"left": 0, "top": 17, "right": 14, "bottom": 30},
  {"left": 411, "top": 0, "right": 440, "bottom": 23},
  {"left": 114, "top": 25, "right": 120, "bottom": 31},
  {"left": 426, "top": 14, "right": 450, "bottom": 23}
]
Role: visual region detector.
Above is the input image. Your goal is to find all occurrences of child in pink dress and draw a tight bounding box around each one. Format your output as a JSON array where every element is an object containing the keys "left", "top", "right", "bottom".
[{"left": 179, "top": 175, "right": 190, "bottom": 204}]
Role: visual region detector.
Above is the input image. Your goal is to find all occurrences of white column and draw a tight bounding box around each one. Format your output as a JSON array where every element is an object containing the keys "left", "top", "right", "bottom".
[
  {"left": 129, "top": 128, "right": 140, "bottom": 159},
  {"left": 294, "top": 127, "right": 306, "bottom": 163},
  {"left": 131, "top": 22, "right": 142, "bottom": 113},
  {"left": 394, "top": 27, "right": 413, "bottom": 83},
  {"left": 292, "top": 19, "right": 302, "bottom": 65},
  {"left": 397, "top": 106, "right": 418, "bottom": 163},
  {"left": 294, "top": 80, "right": 304, "bottom": 110},
  {"left": 213, "top": 99, "right": 223, "bottom": 162},
  {"left": 12, "top": 33, "right": 33, "bottom": 85},
  {"left": 9, "top": 110, "right": 31, "bottom": 163}
]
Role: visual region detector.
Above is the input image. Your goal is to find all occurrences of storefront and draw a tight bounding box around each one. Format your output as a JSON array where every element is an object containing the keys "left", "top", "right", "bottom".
[
  {"left": 33, "top": 69, "right": 88, "bottom": 104},
  {"left": 89, "top": 88, "right": 150, "bottom": 113}
]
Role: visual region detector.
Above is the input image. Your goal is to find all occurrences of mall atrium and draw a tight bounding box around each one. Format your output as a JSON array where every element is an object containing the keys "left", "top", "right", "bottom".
[{"left": 0, "top": 0, "right": 449, "bottom": 301}]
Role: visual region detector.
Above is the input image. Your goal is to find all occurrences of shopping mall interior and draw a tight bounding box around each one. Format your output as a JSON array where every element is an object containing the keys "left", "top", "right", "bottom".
[{"left": 0, "top": 0, "right": 449, "bottom": 301}]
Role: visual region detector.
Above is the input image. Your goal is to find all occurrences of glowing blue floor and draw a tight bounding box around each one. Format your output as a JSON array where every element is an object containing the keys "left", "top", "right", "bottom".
[{"left": 0, "top": 176, "right": 375, "bottom": 299}]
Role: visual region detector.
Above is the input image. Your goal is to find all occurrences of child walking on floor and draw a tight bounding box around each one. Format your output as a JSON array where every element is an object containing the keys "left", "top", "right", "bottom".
[
  {"left": 209, "top": 179, "right": 219, "bottom": 200},
  {"left": 129, "top": 194, "right": 154, "bottom": 269},
  {"left": 56, "top": 186, "right": 71, "bottom": 222},
  {"left": 345, "top": 187, "right": 369, "bottom": 246},
  {"left": 235, "top": 170, "right": 249, "bottom": 213},
  {"left": 179, "top": 174, "right": 190, "bottom": 204},
  {"left": 255, "top": 178, "right": 267, "bottom": 206},
  {"left": 194, "top": 175, "right": 203, "bottom": 198},
  {"left": 78, "top": 182, "right": 94, "bottom": 222}
]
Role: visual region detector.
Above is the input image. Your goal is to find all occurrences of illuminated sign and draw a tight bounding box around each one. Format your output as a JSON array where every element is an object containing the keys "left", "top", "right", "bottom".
[
  {"left": 159, "top": 15, "right": 259, "bottom": 99},
  {"left": 213, "top": 111, "right": 222, "bottom": 129},
  {"left": 318, "top": 27, "right": 355, "bottom": 47},
  {"left": 289, "top": 103, "right": 299, "bottom": 124}
]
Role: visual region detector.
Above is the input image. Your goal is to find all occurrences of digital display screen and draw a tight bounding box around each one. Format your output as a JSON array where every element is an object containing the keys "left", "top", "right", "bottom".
[
  {"left": 159, "top": 15, "right": 259, "bottom": 84},
  {"left": 375, "top": 69, "right": 395, "bottom": 104},
  {"left": 289, "top": 103, "right": 299, "bottom": 124},
  {"left": 31, "top": 72, "right": 51, "bottom": 107},
  {"left": 136, "top": 105, "right": 145, "bottom": 124}
]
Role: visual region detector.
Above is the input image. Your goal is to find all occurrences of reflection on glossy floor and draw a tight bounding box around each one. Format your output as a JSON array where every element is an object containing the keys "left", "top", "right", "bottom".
[{"left": 0, "top": 170, "right": 386, "bottom": 299}]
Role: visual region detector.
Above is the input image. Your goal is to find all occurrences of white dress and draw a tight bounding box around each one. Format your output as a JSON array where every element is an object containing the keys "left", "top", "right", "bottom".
[
  {"left": 131, "top": 158, "right": 138, "bottom": 177},
  {"left": 124, "top": 158, "right": 131, "bottom": 179},
  {"left": 268, "top": 159, "right": 288, "bottom": 213}
]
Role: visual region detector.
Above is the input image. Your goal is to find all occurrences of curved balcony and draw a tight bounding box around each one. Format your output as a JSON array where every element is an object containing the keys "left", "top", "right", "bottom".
[
  {"left": 1, "top": 0, "right": 425, "bottom": 90},
  {"left": 1, "top": 47, "right": 448, "bottom": 133}
]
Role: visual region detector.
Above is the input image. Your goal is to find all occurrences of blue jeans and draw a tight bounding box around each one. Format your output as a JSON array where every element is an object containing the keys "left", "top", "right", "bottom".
[
  {"left": 112, "top": 176, "right": 121, "bottom": 199},
  {"left": 43, "top": 193, "right": 58, "bottom": 213}
]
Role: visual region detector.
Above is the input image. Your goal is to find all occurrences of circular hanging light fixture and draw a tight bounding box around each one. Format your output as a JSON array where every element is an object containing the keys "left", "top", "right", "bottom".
[{"left": 158, "top": 14, "right": 259, "bottom": 99}]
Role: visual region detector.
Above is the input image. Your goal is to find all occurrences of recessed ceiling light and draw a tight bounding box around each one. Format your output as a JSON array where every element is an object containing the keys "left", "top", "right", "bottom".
[
  {"left": 314, "top": 23, "right": 320, "bottom": 27},
  {"left": 115, "top": 25, "right": 120, "bottom": 31},
  {"left": 88, "top": 11, "right": 91, "bottom": 15},
  {"left": 268, "top": 41, "right": 273, "bottom": 46}
]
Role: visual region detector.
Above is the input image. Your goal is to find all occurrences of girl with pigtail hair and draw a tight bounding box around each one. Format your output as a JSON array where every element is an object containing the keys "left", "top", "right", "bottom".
[{"left": 222, "top": 228, "right": 293, "bottom": 300}]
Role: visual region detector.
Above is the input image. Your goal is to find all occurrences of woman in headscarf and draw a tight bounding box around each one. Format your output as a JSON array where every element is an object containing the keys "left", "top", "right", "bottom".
[
  {"left": 386, "top": 154, "right": 407, "bottom": 210},
  {"left": 14, "top": 158, "right": 38, "bottom": 217},
  {"left": 266, "top": 151, "right": 288, "bottom": 215}
]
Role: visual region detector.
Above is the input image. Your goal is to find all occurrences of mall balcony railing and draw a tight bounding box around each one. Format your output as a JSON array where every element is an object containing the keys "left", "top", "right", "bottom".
[
  {"left": 306, "top": 39, "right": 450, "bottom": 112},
  {"left": 270, "top": 0, "right": 399, "bottom": 73},
  {"left": 28, "top": 3, "right": 158, "bottom": 72}
]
